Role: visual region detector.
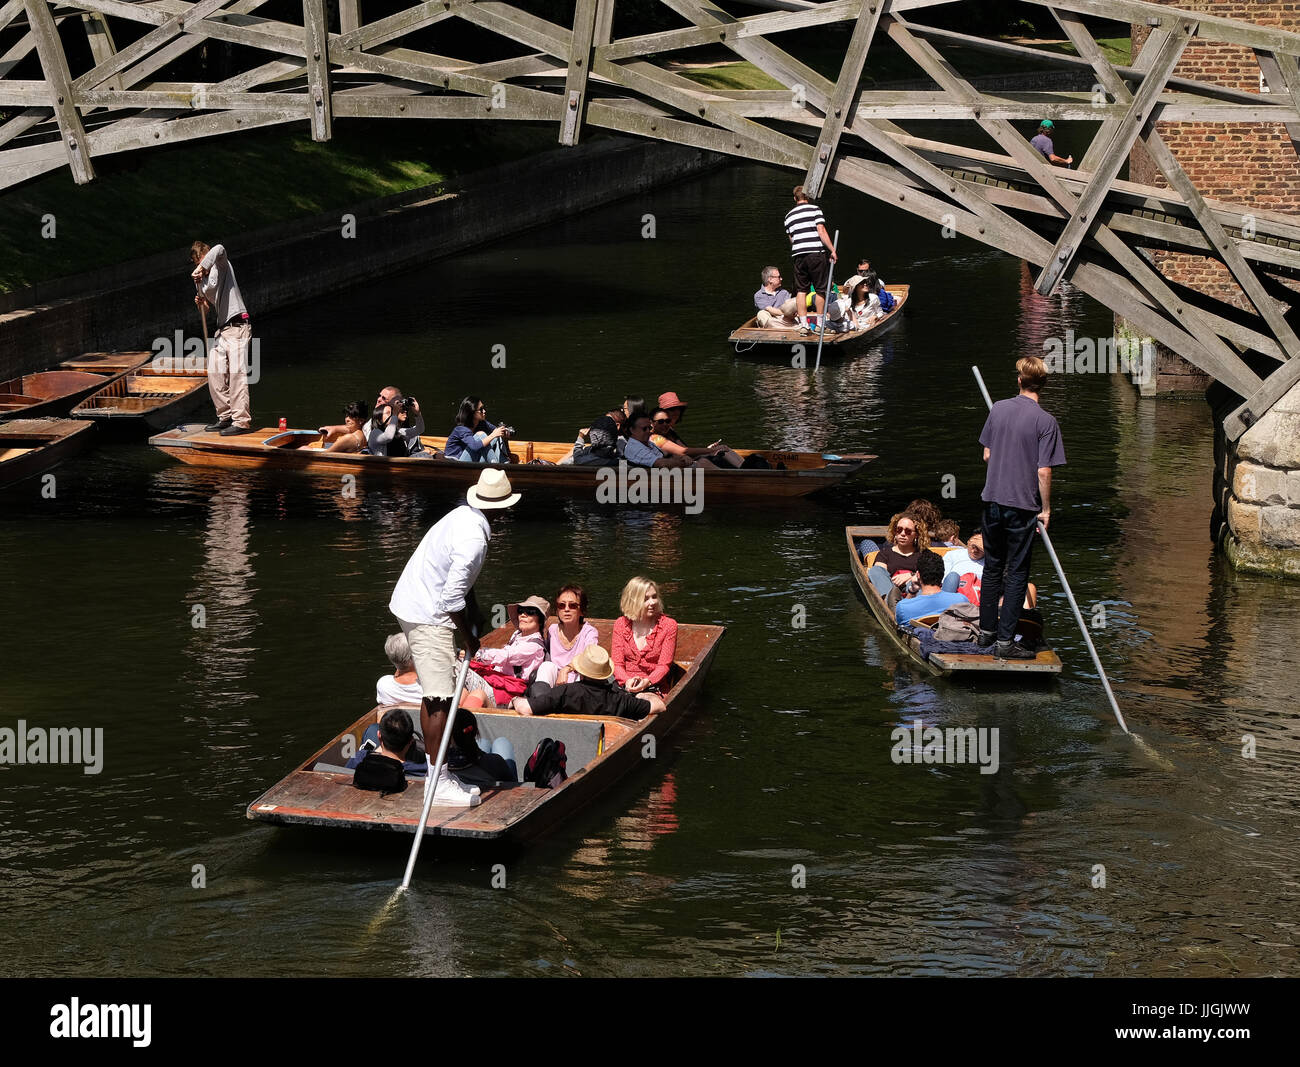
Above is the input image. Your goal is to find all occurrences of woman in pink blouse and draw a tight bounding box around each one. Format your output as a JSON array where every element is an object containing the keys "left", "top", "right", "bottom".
[
  {"left": 535, "top": 583, "right": 600, "bottom": 687},
  {"left": 611, "top": 576, "right": 678, "bottom": 693}
]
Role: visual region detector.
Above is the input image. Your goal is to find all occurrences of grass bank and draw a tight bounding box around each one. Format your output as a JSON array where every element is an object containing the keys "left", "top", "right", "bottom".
[{"left": 0, "top": 121, "right": 554, "bottom": 293}]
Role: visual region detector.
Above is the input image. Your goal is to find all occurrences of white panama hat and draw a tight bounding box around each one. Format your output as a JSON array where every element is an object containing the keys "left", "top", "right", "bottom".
[{"left": 466, "top": 467, "right": 521, "bottom": 510}]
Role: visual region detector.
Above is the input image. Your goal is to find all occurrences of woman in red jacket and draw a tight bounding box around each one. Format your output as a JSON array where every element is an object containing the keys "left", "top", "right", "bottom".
[{"left": 611, "top": 576, "right": 678, "bottom": 694}]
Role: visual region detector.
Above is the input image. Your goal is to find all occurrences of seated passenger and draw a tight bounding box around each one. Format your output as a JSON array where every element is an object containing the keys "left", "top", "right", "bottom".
[
  {"left": 535, "top": 584, "right": 600, "bottom": 687},
  {"left": 570, "top": 405, "right": 625, "bottom": 466},
  {"left": 941, "top": 532, "right": 983, "bottom": 595},
  {"left": 470, "top": 595, "right": 548, "bottom": 704},
  {"left": 346, "top": 706, "right": 429, "bottom": 793},
  {"left": 611, "top": 576, "right": 677, "bottom": 694},
  {"left": 318, "top": 400, "right": 369, "bottom": 453},
  {"left": 624, "top": 412, "right": 692, "bottom": 469},
  {"left": 895, "top": 550, "right": 970, "bottom": 627},
  {"left": 446, "top": 708, "right": 517, "bottom": 786},
  {"left": 904, "top": 497, "right": 943, "bottom": 534},
  {"left": 847, "top": 280, "right": 880, "bottom": 328},
  {"left": 445, "top": 395, "right": 512, "bottom": 463},
  {"left": 843, "top": 257, "right": 885, "bottom": 293},
  {"left": 754, "top": 265, "right": 798, "bottom": 328},
  {"left": 865, "top": 512, "right": 930, "bottom": 597},
  {"left": 932, "top": 519, "right": 962, "bottom": 548},
  {"left": 511, "top": 646, "right": 666, "bottom": 720},
  {"left": 649, "top": 409, "right": 743, "bottom": 468},
  {"left": 376, "top": 631, "right": 424, "bottom": 706},
  {"left": 366, "top": 386, "right": 428, "bottom": 457}
]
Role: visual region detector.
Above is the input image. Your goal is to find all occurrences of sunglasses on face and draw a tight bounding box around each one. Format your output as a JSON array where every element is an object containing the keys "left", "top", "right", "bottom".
[
  {"left": 557, "top": 601, "right": 581, "bottom": 609},
  {"left": 897, "top": 526, "right": 916, "bottom": 534}
]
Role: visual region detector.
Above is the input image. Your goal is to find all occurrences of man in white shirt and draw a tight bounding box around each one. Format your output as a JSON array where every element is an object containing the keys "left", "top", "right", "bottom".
[
  {"left": 190, "top": 240, "right": 253, "bottom": 435},
  {"left": 389, "top": 468, "right": 520, "bottom": 805}
]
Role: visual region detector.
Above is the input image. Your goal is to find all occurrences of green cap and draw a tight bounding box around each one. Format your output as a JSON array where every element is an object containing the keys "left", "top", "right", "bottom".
[{"left": 1040, "top": 119, "right": 1054, "bottom": 129}]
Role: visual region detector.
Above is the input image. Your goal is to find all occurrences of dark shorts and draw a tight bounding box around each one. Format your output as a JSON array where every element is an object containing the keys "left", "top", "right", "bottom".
[{"left": 792, "top": 251, "right": 831, "bottom": 293}]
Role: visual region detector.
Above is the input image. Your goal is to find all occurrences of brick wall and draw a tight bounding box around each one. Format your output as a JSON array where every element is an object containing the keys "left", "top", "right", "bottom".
[{"left": 1128, "top": 1, "right": 1300, "bottom": 388}]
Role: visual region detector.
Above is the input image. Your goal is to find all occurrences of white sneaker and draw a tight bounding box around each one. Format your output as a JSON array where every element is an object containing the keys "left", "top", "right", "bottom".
[{"left": 430, "top": 763, "right": 481, "bottom": 807}]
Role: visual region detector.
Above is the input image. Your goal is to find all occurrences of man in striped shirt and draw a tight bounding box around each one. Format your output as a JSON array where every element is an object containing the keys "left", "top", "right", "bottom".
[{"left": 783, "top": 185, "right": 838, "bottom": 333}]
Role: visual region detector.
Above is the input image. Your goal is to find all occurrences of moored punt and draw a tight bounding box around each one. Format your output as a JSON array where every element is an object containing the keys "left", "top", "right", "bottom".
[
  {"left": 0, "top": 369, "right": 121, "bottom": 422},
  {"left": 729, "top": 284, "right": 910, "bottom": 354},
  {"left": 246, "top": 620, "right": 725, "bottom": 844},
  {"left": 71, "top": 364, "right": 209, "bottom": 436},
  {"left": 0, "top": 418, "right": 96, "bottom": 489},
  {"left": 149, "top": 426, "right": 875, "bottom": 501},
  {"left": 846, "top": 525, "right": 1062, "bottom": 678},
  {"left": 57, "top": 350, "right": 152, "bottom": 376}
]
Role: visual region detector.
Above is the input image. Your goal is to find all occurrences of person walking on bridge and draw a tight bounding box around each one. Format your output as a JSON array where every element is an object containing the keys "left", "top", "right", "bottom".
[
  {"left": 1030, "top": 119, "right": 1073, "bottom": 167},
  {"left": 783, "top": 185, "right": 837, "bottom": 334},
  {"left": 977, "top": 355, "right": 1065, "bottom": 660},
  {"left": 190, "top": 240, "right": 254, "bottom": 435}
]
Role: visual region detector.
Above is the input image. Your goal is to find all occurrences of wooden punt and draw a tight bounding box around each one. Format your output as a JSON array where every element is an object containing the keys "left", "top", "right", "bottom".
[
  {"left": 846, "top": 524, "right": 1062, "bottom": 677},
  {"left": 0, "top": 351, "right": 150, "bottom": 422},
  {"left": 246, "top": 619, "right": 725, "bottom": 844},
  {"left": 71, "top": 363, "right": 209, "bottom": 436},
  {"left": 149, "top": 426, "right": 874, "bottom": 501},
  {"left": 58, "top": 350, "right": 152, "bottom": 376},
  {"left": 729, "top": 284, "right": 910, "bottom": 353},
  {"left": 0, "top": 418, "right": 96, "bottom": 489}
]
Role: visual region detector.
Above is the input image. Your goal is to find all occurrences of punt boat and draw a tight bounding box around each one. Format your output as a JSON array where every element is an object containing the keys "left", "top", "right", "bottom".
[
  {"left": 729, "top": 284, "right": 910, "bottom": 354},
  {"left": 149, "top": 426, "right": 874, "bottom": 501},
  {"left": 71, "top": 363, "right": 209, "bottom": 436},
  {"left": 0, "top": 351, "right": 150, "bottom": 421},
  {"left": 846, "top": 524, "right": 1062, "bottom": 678},
  {"left": 246, "top": 619, "right": 725, "bottom": 844},
  {"left": 0, "top": 418, "right": 96, "bottom": 489}
]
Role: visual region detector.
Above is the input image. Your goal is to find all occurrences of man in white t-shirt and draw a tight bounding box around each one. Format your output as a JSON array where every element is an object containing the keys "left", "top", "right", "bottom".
[
  {"left": 941, "top": 532, "right": 984, "bottom": 594},
  {"left": 389, "top": 468, "right": 520, "bottom": 805}
]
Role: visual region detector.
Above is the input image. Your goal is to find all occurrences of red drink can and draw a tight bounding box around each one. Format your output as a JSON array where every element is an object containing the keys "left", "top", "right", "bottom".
[{"left": 278, "top": 417, "right": 287, "bottom": 430}]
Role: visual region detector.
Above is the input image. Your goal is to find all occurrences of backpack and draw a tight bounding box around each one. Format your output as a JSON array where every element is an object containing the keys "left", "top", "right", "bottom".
[
  {"left": 524, "top": 738, "right": 568, "bottom": 789},
  {"left": 878, "top": 288, "right": 896, "bottom": 313},
  {"left": 934, "top": 601, "right": 981, "bottom": 642}
]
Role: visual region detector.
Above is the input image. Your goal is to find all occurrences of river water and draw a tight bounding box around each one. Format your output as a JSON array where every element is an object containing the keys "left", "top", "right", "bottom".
[{"left": 2, "top": 162, "right": 1297, "bottom": 978}]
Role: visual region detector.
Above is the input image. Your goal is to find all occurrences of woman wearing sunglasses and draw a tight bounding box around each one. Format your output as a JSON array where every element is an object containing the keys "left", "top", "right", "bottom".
[
  {"left": 866, "top": 512, "right": 932, "bottom": 599},
  {"left": 534, "top": 584, "right": 600, "bottom": 688}
]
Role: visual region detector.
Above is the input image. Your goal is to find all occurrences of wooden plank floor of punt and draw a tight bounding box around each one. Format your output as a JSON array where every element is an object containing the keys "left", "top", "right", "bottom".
[
  {"left": 0, "top": 418, "right": 97, "bottom": 489},
  {"left": 247, "top": 620, "right": 726, "bottom": 844},
  {"left": 151, "top": 426, "right": 874, "bottom": 501},
  {"left": 728, "top": 284, "right": 910, "bottom": 352},
  {"left": 845, "top": 525, "right": 1062, "bottom": 679}
]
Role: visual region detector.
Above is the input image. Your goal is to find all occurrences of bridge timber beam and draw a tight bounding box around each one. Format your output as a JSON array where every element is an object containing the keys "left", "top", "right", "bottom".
[{"left": 3, "top": 0, "right": 1300, "bottom": 434}]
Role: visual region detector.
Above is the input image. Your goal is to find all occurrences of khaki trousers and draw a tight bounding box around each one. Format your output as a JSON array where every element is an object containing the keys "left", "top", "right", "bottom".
[{"left": 209, "top": 322, "right": 252, "bottom": 428}]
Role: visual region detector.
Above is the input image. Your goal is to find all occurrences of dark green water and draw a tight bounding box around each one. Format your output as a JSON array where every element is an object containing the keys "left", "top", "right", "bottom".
[{"left": 2, "top": 164, "right": 1297, "bottom": 977}]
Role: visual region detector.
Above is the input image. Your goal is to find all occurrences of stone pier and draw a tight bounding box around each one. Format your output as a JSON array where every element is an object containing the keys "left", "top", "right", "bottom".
[{"left": 1215, "top": 380, "right": 1300, "bottom": 577}]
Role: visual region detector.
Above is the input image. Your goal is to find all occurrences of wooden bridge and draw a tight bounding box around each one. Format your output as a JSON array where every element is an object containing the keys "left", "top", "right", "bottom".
[{"left": 3, "top": 0, "right": 1300, "bottom": 436}]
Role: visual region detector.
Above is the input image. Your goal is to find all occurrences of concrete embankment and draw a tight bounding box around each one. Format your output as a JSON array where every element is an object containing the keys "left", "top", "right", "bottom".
[{"left": 0, "top": 138, "right": 722, "bottom": 380}]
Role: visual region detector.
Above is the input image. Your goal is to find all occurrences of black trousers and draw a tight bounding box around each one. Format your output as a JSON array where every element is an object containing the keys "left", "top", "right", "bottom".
[{"left": 979, "top": 501, "right": 1038, "bottom": 642}]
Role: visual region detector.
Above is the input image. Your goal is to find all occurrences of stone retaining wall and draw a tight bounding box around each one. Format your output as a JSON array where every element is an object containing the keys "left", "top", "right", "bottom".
[{"left": 0, "top": 138, "right": 723, "bottom": 380}]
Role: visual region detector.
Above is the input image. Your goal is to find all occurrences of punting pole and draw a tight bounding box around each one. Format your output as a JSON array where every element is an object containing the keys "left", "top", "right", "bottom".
[
  {"left": 813, "top": 229, "right": 840, "bottom": 374},
  {"left": 972, "top": 365, "right": 1129, "bottom": 734},
  {"left": 400, "top": 651, "right": 474, "bottom": 889}
]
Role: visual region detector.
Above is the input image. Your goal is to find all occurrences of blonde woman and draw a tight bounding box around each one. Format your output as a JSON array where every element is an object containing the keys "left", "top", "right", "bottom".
[{"left": 611, "top": 577, "right": 678, "bottom": 694}]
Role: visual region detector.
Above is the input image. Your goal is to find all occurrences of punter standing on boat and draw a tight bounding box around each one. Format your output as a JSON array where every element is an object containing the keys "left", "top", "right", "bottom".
[
  {"left": 783, "top": 186, "right": 837, "bottom": 334},
  {"left": 977, "top": 355, "right": 1065, "bottom": 660},
  {"left": 190, "top": 241, "right": 253, "bottom": 436},
  {"left": 389, "top": 468, "right": 521, "bottom": 806}
]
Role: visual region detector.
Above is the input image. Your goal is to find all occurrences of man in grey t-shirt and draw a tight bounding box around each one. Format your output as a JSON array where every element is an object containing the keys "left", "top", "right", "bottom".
[{"left": 977, "top": 355, "right": 1065, "bottom": 658}]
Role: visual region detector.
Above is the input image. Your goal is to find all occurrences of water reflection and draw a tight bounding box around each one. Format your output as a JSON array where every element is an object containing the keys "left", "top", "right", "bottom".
[{"left": 184, "top": 480, "right": 259, "bottom": 726}]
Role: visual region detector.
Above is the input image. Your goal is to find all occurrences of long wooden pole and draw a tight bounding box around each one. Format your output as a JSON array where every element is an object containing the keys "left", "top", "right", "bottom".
[
  {"left": 972, "top": 364, "right": 1129, "bottom": 734},
  {"left": 400, "top": 652, "right": 474, "bottom": 888},
  {"left": 813, "top": 228, "right": 839, "bottom": 374}
]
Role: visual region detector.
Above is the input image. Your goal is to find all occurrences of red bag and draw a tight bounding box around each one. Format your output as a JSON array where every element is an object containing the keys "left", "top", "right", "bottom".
[
  {"left": 469, "top": 660, "right": 528, "bottom": 706},
  {"left": 957, "top": 572, "right": 982, "bottom": 607}
]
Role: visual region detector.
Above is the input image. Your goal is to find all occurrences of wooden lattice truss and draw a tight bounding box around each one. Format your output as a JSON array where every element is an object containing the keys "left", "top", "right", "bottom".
[{"left": 4, "top": 0, "right": 1300, "bottom": 434}]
